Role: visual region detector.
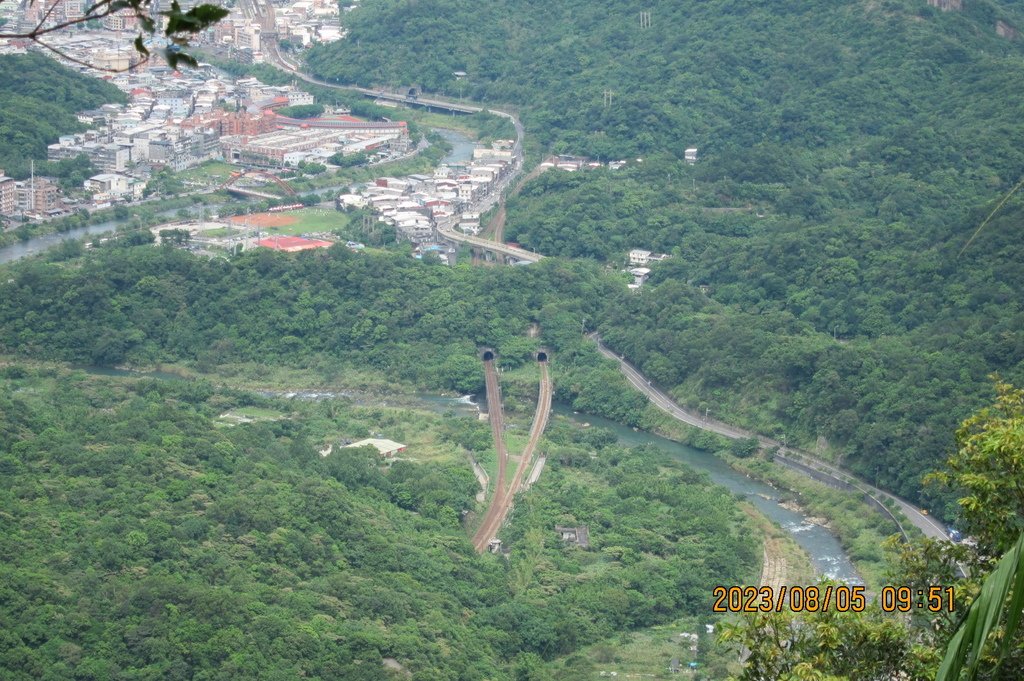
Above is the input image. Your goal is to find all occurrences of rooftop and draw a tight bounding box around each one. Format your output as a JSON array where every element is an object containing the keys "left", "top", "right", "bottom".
[{"left": 345, "top": 438, "right": 407, "bottom": 456}]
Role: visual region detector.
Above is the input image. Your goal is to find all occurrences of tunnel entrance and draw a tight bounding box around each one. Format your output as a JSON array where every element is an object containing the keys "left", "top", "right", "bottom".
[
  {"left": 537, "top": 351, "right": 548, "bottom": 362},
  {"left": 482, "top": 350, "right": 495, "bottom": 361}
]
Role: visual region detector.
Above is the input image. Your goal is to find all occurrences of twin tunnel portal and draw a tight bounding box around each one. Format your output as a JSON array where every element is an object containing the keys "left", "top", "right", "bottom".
[
  {"left": 471, "top": 347, "right": 552, "bottom": 553},
  {"left": 480, "top": 349, "right": 547, "bottom": 362}
]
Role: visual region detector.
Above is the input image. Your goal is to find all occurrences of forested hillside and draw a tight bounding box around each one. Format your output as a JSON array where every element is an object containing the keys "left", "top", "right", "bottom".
[
  {"left": 0, "top": 360, "right": 753, "bottom": 678},
  {"left": 306, "top": 0, "right": 1024, "bottom": 514},
  {"left": 0, "top": 53, "right": 126, "bottom": 178},
  {"left": 307, "top": 0, "right": 1024, "bottom": 171},
  {"left": 0, "top": 244, "right": 613, "bottom": 390}
]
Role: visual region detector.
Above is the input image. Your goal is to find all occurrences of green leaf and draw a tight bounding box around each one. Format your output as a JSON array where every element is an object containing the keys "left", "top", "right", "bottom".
[
  {"left": 936, "top": 530, "right": 1024, "bottom": 681},
  {"left": 133, "top": 35, "right": 149, "bottom": 57},
  {"left": 165, "top": 49, "right": 198, "bottom": 70},
  {"left": 188, "top": 4, "right": 229, "bottom": 24}
]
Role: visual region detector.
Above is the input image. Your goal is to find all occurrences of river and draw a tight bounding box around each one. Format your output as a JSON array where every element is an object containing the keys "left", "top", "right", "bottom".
[
  {"left": 434, "top": 127, "right": 476, "bottom": 165},
  {"left": 551, "top": 404, "right": 861, "bottom": 583},
  {"left": 0, "top": 128, "right": 477, "bottom": 266},
  {"left": 77, "top": 366, "right": 858, "bottom": 581},
  {"left": 0, "top": 202, "right": 227, "bottom": 265},
  {"left": 0, "top": 219, "right": 126, "bottom": 264},
  {"left": 78, "top": 365, "right": 482, "bottom": 418},
  {"left": 3, "top": 128, "right": 858, "bottom": 581}
]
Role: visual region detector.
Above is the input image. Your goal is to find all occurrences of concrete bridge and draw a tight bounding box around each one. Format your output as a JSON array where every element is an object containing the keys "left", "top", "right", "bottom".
[{"left": 437, "top": 221, "right": 542, "bottom": 264}]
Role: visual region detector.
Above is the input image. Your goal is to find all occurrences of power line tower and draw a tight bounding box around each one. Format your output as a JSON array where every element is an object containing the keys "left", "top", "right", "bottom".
[
  {"left": 639, "top": 11, "right": 651, "bottom": 28},
  {"left": 603, "top": 90, "right": 614, "bottom": 108}
]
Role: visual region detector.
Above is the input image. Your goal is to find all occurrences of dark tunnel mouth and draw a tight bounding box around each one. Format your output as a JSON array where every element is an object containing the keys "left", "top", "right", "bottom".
[
  {"left": 483, "top": 350, "right": 495, "bottom": 361},
  {"left": 537, "top": 352, "right": 548, "bottom": 362}
]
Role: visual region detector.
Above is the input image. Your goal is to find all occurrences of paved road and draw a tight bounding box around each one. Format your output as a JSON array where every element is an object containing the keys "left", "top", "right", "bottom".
[
  {"left": 590, "top": 333, "right": 951, "bottom": 542},
  {"left": 255, "top": 18, "right": 950, "bottom": 545},
  {"left": 437, "top": 222, "right": 542, "bottom": 262},
  {"left": 258, "top": 23, "right": 537, "bottom": 262}
]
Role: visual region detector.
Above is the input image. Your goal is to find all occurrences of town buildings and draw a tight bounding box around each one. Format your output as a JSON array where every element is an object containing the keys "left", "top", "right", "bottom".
[
  {"left": 0, "top": 171, "right": 16, "bottom": 218},
  {"left": 335, "top": 142, "right": 515, "bottom": 247},
  {"left": 1, "top": 24, "right": 415, "bottom": 220}
]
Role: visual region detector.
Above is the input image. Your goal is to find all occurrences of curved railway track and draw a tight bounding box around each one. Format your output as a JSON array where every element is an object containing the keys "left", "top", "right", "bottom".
[{"left": 472, "top": 359, "right": 552, "bottom": 553}]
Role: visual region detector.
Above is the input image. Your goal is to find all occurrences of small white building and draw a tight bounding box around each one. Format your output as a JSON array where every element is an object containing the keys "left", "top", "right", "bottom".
[
  {"left": 629, "top": 249, "right": 652, "bottom": 266},
  {"left": 85, "top": 173, "right": 131, "bottom": 197},
  {"left": 629, "top": 267, "right": 651, "bottom": 287},
  {"left": 345, "top": 438, "right": 407, "bottom": 457},
  {"left": 287, "top": 90, "right": 315, "bottom": 106},
  {"left": 628, "top": 249, "right": 670, "bottom": 266}
]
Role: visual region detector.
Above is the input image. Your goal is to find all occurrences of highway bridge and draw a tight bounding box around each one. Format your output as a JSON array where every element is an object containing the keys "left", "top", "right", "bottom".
[
  {"left": 437, "top": 222, "right": 542, "bottom": 264},
  {"left": 255, "top": 12, "right": 962, "bottom": 566}
]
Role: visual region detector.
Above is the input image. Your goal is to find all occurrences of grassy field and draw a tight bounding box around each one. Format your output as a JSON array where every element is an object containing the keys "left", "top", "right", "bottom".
[
  {"left": 179, "top": 161, "right": 238, "bottom": 185},
  {"left": 288, "top": 207, "right": 352, "bottom": 232},
  {"left": 265, "top": 207, "right": 351, "bottom": 236},
  {"left": 218, "top": 406, "right": 291, "bottom": 425},
  {"left": 411, "top": 111, "right": 479, "bottom": 137},
  {"left": 545, "top": 615, "right": 741, "bottom": 679},
  {"left": 202, "top": 227, "right": 242, "bottom": 238}
]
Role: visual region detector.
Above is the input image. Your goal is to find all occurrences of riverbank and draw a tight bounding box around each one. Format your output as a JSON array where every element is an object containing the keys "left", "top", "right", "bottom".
[
  {"left": 494, "top": 360, "right": 862, "bottom": 582},
  {"left": 3, "top": 356, "right": 486, "bottom": 469},
  {"left": 741, "top": 502, "right": 816, "bottom": 589},
  {"left": 639, "top": 405, "right": 896, "bottom": 589}
]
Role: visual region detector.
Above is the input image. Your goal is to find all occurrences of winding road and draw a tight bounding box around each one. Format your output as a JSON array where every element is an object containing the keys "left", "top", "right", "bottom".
[
  {"left": 255, "top": 24, "right": 950, "bottom": 548},
  {"left": 589, "top": 333, "right": 950, "bottom": 542}
]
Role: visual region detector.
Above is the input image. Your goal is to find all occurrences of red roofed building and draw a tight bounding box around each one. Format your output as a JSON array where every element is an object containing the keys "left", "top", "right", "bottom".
[
  {"left": 257, "top": 236, "right": 333, "bottom": 252},
  {"left": 181, "top": 110, "right": 277, "bottom": 136}
]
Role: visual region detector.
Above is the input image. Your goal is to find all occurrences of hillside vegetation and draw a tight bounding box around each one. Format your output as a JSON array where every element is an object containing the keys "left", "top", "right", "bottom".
[
  {"left": 0, "top": 53, "right": 126, "bottom": 179},
  {"left": 307, "top": 0, "right": 1024, "bottom": 514},
  {"left": 0, "top": 355, "right": 754, "bottom": 678}
]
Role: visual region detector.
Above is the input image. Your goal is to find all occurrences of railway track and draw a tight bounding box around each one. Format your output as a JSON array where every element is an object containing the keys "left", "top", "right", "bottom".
[
  {"left": 471, "top": 357, "right": 552, "bottom": 553},
  {"left": 471, "top": 359, "right": 508, "bottom": 552}
]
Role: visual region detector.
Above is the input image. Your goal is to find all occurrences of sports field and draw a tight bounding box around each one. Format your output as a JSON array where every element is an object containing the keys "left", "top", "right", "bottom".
[{"left": 229, "top": 208, "right": 350, "bottom": 235}]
